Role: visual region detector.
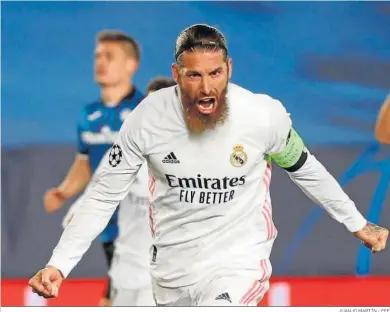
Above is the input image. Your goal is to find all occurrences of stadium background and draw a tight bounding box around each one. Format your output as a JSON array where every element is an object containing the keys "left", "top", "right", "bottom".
[{"left": 1, "top": 1, "right": 390, "bottom": 307}]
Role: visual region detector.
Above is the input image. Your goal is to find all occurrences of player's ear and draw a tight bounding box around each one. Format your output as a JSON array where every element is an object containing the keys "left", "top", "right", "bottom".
[
  {"left": 227, "top": 58, "right": 232, "bottom": 79},
  {"left": 171, "top": 63, "right": 179, "bottom": 83},
  {"left": 127, "top": 59, "right": 139, "bottom": 75}
]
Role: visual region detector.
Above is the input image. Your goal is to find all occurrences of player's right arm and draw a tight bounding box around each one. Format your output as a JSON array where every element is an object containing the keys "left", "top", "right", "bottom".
[
  {"left": 261, "top": 95, "right": 388, "bottom": 253},
  {"left": 29, "top": 102, "right": 148, "bottom": 298},
  {"left": 43, "top": 111, "right": 92, "bottom": 213},
  {"left": 375, "top": 94, "right": 390, "bottom": 144}
]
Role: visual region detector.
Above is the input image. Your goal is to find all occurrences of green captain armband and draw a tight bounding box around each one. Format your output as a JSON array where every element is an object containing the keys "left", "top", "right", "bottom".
[{"left": 270, "top": 128, "right": 308, "bottom": 172}]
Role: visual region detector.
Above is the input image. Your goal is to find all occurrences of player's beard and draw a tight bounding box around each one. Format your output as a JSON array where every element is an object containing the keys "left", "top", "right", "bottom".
[{"left": 179, "top": 82, "right": 230, "bottom": 135}]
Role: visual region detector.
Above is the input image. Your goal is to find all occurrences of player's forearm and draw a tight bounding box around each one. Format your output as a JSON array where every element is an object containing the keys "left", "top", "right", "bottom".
[
  {"left": 287, "top": 152, "right": 367, "bottom": 232},
  {"left": 48, "top": 155, "right": 143, "bottom": 276},
  {"left": 47, "top": 180, "right": 139, "bottom": 277},
  {"left": 48, "top": 169, "right": 130, "bottom": 277},
  {"left": 48, "top": 105, "right": 146, "bottom": 277},
  {"left": 47, "top": 194, "right": 117, "bottom": 277},
  {"left": 375, "top": 95, "right": 390, "bottom": 144},
  {"left": 58, "top": 156, "right": 91, "bottom": 199}
]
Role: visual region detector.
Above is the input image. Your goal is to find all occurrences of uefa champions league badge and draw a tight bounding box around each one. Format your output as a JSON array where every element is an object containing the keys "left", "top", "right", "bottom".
[
  {"left": 109, "top": 144, "right": 123, "bottom": 167},
  {"left": 230, "top": 144, "right": 248, "bottom": 167}
]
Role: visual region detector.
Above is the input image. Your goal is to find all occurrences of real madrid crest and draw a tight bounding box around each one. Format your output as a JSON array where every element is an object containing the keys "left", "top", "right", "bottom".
[{"left": 230, "top": 144, "right": 248, "bottom": 167}]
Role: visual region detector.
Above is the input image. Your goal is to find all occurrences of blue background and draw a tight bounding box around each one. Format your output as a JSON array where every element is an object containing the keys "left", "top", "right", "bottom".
[
  {"left": 2, "top": 1, "right": 390, "bottom": 146},
  {"left": 2, "top": 1, "right": 390, "bottom": 281}
]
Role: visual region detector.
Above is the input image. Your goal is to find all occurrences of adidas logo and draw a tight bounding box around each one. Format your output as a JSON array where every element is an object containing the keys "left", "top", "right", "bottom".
[
  {"left": 162, "top": 152, "right": 180, "bottom": 164},
  {"left": 215, "top": 292, "right": 231, "bottom": 303}
]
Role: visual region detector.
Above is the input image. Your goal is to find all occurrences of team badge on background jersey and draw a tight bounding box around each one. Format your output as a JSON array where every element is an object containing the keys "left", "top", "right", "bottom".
[
  {"left": 230, "top": 144, "right": 248, "bottom": 167},
  {"left": 87, "top": 110, "right": 102, "bottom": 121},
  {"left": 109, "top": 144, "right": 123, "bottom": 167}
]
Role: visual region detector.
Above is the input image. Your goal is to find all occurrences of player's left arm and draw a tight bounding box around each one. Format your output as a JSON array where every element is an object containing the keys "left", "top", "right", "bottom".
[
  {"left": 375, "top": 94, "right": 390, "bottom": 144},
  {"left": 265, "top": 97, "right": 388, "bottom": 253}
]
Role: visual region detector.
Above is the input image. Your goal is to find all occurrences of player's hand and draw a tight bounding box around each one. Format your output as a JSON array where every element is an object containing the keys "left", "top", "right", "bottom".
[
  {"left": 44, "top": 188, "right": 66, "bottom": 213},
  {"left": 353, "top": 222, "right": 389, "bottom": 253},
  {"left": 28, "top": 266, "right": 64, "bottom": 299}
]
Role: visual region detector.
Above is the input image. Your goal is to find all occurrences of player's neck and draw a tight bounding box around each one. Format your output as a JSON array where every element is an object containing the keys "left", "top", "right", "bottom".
[{"left": 101, "top": 82, "right": 133, "bottom": 107}]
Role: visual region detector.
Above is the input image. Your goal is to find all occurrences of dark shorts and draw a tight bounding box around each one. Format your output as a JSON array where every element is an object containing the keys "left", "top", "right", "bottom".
[{"left": 102, "top": 241, "right": 115, "bottom": 299}]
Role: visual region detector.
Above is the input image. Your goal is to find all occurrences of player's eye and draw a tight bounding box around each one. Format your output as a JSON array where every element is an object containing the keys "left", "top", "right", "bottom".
[
  {"left": 210, "top": 70, "right": 222, "bottom": 77},
  {"left": 188, "top": 73, "right": 201, "bottom": 78}
]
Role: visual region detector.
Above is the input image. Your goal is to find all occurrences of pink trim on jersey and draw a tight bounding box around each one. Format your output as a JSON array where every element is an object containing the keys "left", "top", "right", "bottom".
[
  {"left": 148, "top": 172, "right": 156, "bottom": 237},
  {"left": 239, "top": 164, "right": 275, "bottom": 305},
  {"left": 246, "top": 281, "right": 264, "bottom": 305},
  {"left": 262, "top": 164, "right": 276, "bottom": 240},
  {"left": 240, "top": 259, "right": 270, "bottom": 305},
  {"left": 260, "top": 258, "right": 269, "bottom": 283}
]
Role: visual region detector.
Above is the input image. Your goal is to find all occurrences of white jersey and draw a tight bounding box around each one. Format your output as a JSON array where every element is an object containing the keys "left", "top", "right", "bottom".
[
  {"left": 48, "top": 83, "right": 366, "bottom": 288},
  {"left": 63, "top": 154, "right": 152, "bottom": 290},
  {"left": 108, "top": 163, "right": 152, "bottom": 290}
]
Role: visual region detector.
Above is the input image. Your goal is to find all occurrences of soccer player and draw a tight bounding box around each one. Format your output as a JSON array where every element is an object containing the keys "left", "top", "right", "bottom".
[
  {"left": 375, "top": 94, "right": 390, "bottom": 144},
  {"left": 61, "top": 78, "right": 175, "bottom": 226},
  {"left": 62, "top": 77, "right": 176, "bottom": 306},
  {"left": 31, "top": 24, "right": 388, "bottom": 306},
  {"left": 107, "top": 77, "right": 176, "bottom": 306},
  {"left": 42, "top": 30, "right": 144, "bottom": 306}
]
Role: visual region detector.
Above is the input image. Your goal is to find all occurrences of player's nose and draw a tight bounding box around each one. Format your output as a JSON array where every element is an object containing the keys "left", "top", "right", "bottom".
[{"left": 200, "top": 77, "right": 212, "bottom": 95}]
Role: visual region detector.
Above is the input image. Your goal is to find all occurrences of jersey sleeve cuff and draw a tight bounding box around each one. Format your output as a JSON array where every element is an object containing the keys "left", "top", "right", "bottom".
[
  {"left": 343, "top": 210, "right": 367, "bottom": 233},
  {"left": 46, "top": 254, "right": 75, "bottom": 278}
]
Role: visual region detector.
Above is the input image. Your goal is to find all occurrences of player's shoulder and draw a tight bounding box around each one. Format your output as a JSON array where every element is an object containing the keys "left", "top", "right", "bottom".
[
  {"left": 125, "top": 87, "right": 145, "bottom": 109},
  {"left": 135, "top": 85, "right": 177, "bottom": 115},
  {"left": 229, "top": 83, "right": 287, "bottom": 119},
  {"left": 133, "top": 87, "right": 145, "bottom": 103},
  {"left": 80, "top": 100, "right": 101, "bottom": 116},
  {"left": 76, "top": 100, "right": 102, "bottom": 127},
  {"left": 254, "top": 93, "right": 287, "bottom": 116},
  {"left": 146, "top": 85, "right": 177, "bottom": 103},
  {"left": 228, "top": 83, "right": 254, "bottom": 102},
  {"left": 122, "top": 85, "right": 177, "bottom": 128},
  {"left": 229, "top": 83, "right": 276, "bottom": 104}
]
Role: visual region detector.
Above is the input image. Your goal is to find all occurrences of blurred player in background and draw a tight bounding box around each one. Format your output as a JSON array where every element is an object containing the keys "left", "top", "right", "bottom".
[
  {"left": 375, "top": 94, "right": 390, "bottom": 144},
  {"left": 61, "top": 77, "right": 176, "bottom": 306},
  {"left": 31, "top": 24, "right": 388, "bottom": 306},
  {"left": 108, "top": 77, "right": 176, "bottom": 306},
  {"left": 146, "top": 76, "right": 177, "bottom": 94},
  {"left": 43, "top": 30, "right": 144, "bottom": 307}
]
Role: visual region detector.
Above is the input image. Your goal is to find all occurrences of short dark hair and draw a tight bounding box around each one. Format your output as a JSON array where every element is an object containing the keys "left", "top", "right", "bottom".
[
  {"left": 146, "top": 77, "right": 176, "bottom": 93},
  {"left": 97, "top": 30, "right": 141, "bottom": 62},
  {"left": 174, "top": 24, "right": 228, "bottom": 65}
]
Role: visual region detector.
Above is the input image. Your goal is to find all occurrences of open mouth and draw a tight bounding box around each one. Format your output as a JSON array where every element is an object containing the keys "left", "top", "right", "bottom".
[{"left": 196, "top": 98, "right": 217, "bottom": 115}]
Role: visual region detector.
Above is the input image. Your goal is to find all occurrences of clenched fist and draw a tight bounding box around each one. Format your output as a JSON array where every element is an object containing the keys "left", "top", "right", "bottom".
[
  {"left": 354, "top": 222, "right": 389, "bottom": 253},
  {"left": 43, "top": 188, "right": 66, "bottom": 213},
  {"left": 28, "top": 266, "right": 64, "bottom": 299}
]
